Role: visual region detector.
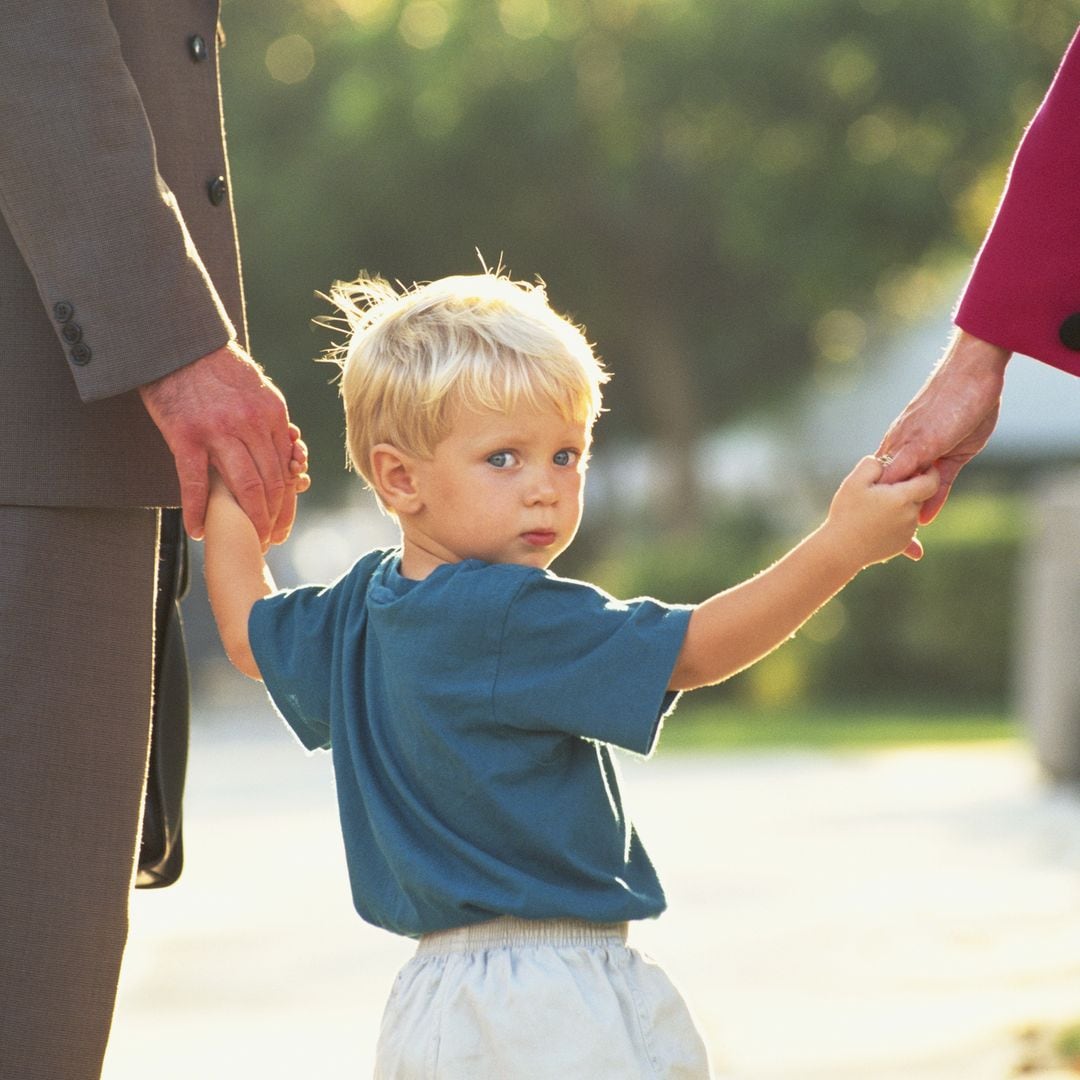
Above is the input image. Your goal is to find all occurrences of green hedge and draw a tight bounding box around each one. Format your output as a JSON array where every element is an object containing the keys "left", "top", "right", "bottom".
[{"left": 581, "top": 491, "right": 1026, "bottom": 709}]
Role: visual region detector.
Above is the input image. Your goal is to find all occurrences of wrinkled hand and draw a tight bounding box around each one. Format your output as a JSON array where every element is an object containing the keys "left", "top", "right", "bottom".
[
  {"left": 139, "top": 342, "right": 298, "bottom": 547},
  {"left": 876, "top": 330, "right": 1010, "bottom": 527}
]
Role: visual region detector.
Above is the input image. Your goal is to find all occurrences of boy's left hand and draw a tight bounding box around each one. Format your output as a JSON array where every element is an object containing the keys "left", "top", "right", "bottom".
[{"left": 826, "top": 455, "right": 939, "bottom": 567}]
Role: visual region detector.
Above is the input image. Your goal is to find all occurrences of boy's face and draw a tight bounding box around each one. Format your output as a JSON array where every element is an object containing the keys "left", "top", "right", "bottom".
[{"left": 400, "top": 400, "right": 590, "bottom": 578}]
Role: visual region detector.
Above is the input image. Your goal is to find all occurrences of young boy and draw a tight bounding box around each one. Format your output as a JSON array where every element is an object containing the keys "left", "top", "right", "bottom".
[{"left": 204, "top": 271, "right": 937, "bottom": 1079}]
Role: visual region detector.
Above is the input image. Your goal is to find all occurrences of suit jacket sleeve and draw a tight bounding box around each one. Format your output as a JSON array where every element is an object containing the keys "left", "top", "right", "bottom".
[
  {"left": 955, "top": 27, "right": 1080, "bottom": 376},
  {"left": 0, "top": 1, "right": 236, "bottom": 403}
]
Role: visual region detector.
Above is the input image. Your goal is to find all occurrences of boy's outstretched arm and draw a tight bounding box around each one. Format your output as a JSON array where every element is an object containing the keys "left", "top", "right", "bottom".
[
  {"left": 204, "top": 471, "right": 276, "bottom": 680},
  {"left": 669, "top": 456, "right": 939, "bottom": 692}
]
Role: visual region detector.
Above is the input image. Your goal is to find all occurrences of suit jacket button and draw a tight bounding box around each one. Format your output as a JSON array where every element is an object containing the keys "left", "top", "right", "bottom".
[
  {"left": 1060, "top": 313, "right": 1080, "bottom": 351},
  {"left": 189, "top": 34, "right": 209, "bottom": 62},
  {"left": 71, "top": 342, "right": 92, "bottom": 366},
  {"left": 61, "top": 321, "right": 83, "bottom": 344},
  {"left": 207, "top": 175, "right": 227, "bottom": 206},
  {"left": 53, "top": 301, "right": 74, "bottom": 323}
]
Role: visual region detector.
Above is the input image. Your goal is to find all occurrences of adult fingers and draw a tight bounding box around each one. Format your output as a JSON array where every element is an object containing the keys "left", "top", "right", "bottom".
[
  {"left": 236, "top": 396, "right": 291, "bottom": 537},
  {"left": 270, "top": 484, "right": 300, "bottom": 546},
  {"left": 266, "top": 404, "right": 295, "bottom": 531},
  {"left": 173, "top": 444, "right": 210, "bottom": 541},
  {"left": 918, "top": 482, "right": 952, "bottom": 526},
  {"left": 917, "top": 459, "right": 963, "bottom": 525},
  {"left": 878, "top": 440, "right": 930, "bottom": 484},
  {"left": 213, "top": 439, "right": 273, "bottom": 546}
]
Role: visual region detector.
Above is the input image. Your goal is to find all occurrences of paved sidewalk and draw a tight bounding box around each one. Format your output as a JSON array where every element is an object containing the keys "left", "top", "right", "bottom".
[{"left": 103, "top": 701, "right": 1080, "bottom": 1079}]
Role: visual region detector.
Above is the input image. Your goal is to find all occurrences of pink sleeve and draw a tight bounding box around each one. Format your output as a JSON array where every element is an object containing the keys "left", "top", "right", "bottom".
[{"left": 955, "top": 28, "right": 1080, "bottom": 376}]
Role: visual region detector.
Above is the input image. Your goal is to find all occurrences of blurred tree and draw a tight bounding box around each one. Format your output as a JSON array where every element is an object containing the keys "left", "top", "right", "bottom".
[{"left": 221, "top": 0, "right": 1079, "bottom": 521}]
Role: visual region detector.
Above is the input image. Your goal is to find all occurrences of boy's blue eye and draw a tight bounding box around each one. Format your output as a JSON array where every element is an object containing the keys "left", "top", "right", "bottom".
[
  {"left": 487, "top": 451, "right": 517, "bottom": 469},
  {"left": 553, "top": 449, "right": 577, "bottom": 467}
]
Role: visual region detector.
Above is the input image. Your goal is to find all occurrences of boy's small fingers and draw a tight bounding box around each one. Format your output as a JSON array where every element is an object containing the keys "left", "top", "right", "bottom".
[
  {"left": 893, "top": 466, "right": 939, "bottom": 501},
  {"left": 857, "top": 455, "right": 886, "bottom": 482},
  {"left": 917, "top": 472, "right": 941, "bottom": 500}
]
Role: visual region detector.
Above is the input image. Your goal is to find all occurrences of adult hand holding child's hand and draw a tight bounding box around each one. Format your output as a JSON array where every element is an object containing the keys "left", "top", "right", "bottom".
[
  {"left": 826, "top": 456, "right": 939, "bottom": 566},
  {"left": 139, "top": 342, "right": 297, "bottom": 548},
  {"left": 874, "top": 330, "right": 1010, "bottom": 527}
]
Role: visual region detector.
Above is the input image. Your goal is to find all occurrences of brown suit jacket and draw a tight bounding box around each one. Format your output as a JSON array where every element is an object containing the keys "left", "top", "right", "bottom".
[{"left": 0, "top": 0, "right": 246, "bottom": 508}]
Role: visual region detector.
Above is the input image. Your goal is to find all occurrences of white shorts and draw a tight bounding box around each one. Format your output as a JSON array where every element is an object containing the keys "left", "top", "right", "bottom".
[{"left": 374, "top": 917, "right": 712, "bottom": 1079}]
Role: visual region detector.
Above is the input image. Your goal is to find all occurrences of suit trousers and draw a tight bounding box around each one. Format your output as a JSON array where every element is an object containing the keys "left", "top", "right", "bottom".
[{"left": 0, "top": 505, "right": 160, "bottom": 1080}]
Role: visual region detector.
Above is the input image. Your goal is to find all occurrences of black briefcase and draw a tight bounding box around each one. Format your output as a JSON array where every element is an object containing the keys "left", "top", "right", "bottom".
[{"left": 136, "top": 508, "right": 189, "bottom": 889}]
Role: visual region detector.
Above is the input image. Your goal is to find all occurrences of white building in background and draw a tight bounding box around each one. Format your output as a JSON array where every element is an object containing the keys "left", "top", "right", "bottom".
[
  {"left": 586, "top": 306, "right": 1080, "bottom": 534},
  {"left": 798, "top": 309, "right": 1080, "bottom": 475}
]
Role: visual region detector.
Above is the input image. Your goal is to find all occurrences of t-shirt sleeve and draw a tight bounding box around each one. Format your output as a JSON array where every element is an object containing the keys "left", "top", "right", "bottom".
[
  {"left": 248, "top": 583, "right": 341, "bottom": 750},
  {"left": 492, "top": 573, "right": 692, "bottom": 756},
  {"left": 248, "top": 551, "right": 386, "bottom": 751}
]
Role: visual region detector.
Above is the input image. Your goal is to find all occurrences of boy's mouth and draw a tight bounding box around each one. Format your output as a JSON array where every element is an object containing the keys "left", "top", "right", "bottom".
[{"left": 521, "top": 530, "right": 557, "bottom": 547}]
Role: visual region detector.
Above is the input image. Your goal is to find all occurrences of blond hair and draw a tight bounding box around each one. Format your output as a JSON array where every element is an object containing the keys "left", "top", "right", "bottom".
[{"left": 324, "top": 271, "right": 609, "bottom": 501}]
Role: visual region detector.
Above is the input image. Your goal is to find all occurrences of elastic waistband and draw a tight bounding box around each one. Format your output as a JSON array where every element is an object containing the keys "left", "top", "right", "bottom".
[{"left": 416, "top": 916, "right": 629, "bottom": 956}]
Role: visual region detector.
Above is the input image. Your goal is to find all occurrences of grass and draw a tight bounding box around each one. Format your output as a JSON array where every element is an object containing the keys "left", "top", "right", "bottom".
[{"left": 657, "top": 700, "right": 1018, "bottom": 753}]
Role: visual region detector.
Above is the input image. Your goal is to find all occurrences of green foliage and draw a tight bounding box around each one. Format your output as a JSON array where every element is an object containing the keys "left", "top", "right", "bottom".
[
  {"left": 580, "top": 502, "right": 773, "bottom": 603},
  {"left": 657, "top": 700, "right": 1015, "bottom": 753},
  {"left": 219, "top": 0, "right": 1079, "bottom": 505},
  {"left": 581, "top": 489, "right": 1028, "bottom": 709},
  {"left": 817, "top": 519, "right": 1021, "bottom": 704},
  {"left": 1054, "top": 1020, "right": 1080, "bottom": 1066}
]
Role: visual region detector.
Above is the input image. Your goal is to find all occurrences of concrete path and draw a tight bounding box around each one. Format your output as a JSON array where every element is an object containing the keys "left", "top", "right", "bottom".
[{"left": 103, "top": 697, "right": 1080, "bottom": 1079}]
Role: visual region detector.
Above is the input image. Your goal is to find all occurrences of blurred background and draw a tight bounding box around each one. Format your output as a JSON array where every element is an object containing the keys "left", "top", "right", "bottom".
[
  {"left": 105, "top": 4, "right": 1080, "bottom": 1077},
  {"left": 183, "top": 0, "right": 1080, "bottom": 746}
]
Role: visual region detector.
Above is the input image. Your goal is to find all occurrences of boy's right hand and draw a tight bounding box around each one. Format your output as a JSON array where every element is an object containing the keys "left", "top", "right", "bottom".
[
  {"left": 288, "top": 423, "right": 312, "bottom": 496},
  {"left": 825, "top": 456, "right": 940, "bottom": 568},
  {"left": 211, "top": 426, "right": 310, "bottom": 551}
]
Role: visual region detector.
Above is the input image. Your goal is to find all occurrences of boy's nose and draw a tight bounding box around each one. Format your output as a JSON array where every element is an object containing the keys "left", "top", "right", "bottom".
[{"left": 526, "top": 472, "right": 558, "bottom": 505}]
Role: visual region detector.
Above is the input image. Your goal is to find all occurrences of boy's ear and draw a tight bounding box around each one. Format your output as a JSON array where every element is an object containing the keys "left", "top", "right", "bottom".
[{"left": 370, "top": 444, "right": 423, "bottom": 515}]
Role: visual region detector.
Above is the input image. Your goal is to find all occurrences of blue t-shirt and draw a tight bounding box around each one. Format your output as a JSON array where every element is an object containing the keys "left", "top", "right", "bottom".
[{"left": 248, "top": 550, "right": 692, "bottom": 938}]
